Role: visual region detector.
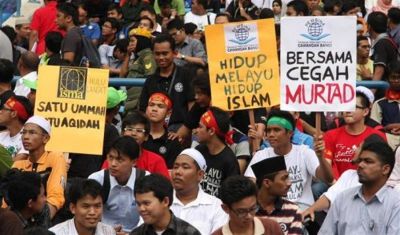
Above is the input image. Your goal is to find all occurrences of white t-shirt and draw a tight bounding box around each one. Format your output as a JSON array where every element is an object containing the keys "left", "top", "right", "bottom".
[
  {"left": 184, "top": 12, "right": 216, "bottom": 31},
  {"left": 0, "top": 130, "right": 27, "bottom": 158},
  {"left": 323, "top": 169, "right": 360, "bottom": 205},
  {"left": 244, "top": 144, "right": 319, "bottom": 207},
  {"left": 14, "top": 71, "right": 37, "bottom": 97}
]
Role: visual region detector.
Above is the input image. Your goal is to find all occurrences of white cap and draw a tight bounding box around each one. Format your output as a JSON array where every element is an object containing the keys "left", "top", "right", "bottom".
[
  {"left": 356, "top": 86, "right": 375, "bottom": 105},
  {"left": 179, "top": 148, "right": 207, "bottom": 171},
  {"left": 25, "top": 116, "right": 51, "bottom": 135}
]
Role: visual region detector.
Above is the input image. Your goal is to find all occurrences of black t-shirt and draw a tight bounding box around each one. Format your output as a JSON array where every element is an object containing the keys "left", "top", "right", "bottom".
[
  {"left": 143, "top": 130, "right": 183, "bottom": 169},
  {"left": 231, "top": 108, "right": 267, "bottom": 134},
  {"left": 61, "top": 26, "right": 83, "bottom": 66},
  {"left": 139, "top": 66, "right": 195, "bottom": 125},
  {"left": 195, "top": 144, "right": 240, "bottom": 198},
  {"left": 184, "top": 103, "right": 208, "bottom": 129},
  {"left": 372, "top": 37, "right": 398, "bottom": 80}
]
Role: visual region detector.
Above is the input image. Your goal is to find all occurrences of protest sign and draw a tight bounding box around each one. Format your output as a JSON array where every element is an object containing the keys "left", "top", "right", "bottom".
[
  {"left": 205, "top": 19, "right": 280, "bottom": 111},
  {"left": 280, "top": 16, "right": 357, "bottom": 112},
  {"left": 35, "top": 65, "right": 109, "bottom": 155}
]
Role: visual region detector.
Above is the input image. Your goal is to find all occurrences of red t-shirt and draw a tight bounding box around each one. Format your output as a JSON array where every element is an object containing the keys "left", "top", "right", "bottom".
[
  {"left": 30, "top": 2, "right": 65, "bottom": 55},
  {"left": 324, "top": 126, "right": 386, "bottom": 179},
  {"left": 102, "top": 149, "right": 170, "bottom": 179}
]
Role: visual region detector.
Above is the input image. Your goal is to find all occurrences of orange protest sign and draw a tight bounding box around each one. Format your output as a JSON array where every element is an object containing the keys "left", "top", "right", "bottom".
[
  {"left": 35, "top": 65, "right": 109, "bottom": 155},
  {"left": 205, "top": 19, "right": 280, "bottom": 111}
]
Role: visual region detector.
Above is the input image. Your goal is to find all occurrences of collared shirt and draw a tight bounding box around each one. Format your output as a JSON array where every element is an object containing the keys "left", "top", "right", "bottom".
[
  {"left": 12, "top": 151, "right": 67, "bottom": 210},
  {"left": 89, "top": 168, "right": 148, "bottom": 232},
  {"left": 256, "top": 198, "right": 303, "bottom": 235},
  {"left": 139, "top": 66, "right": 195, "bottom": 125},
  {"left": 143, "top": 129, "right": 183, "bottom": 169},
  {"left": 14, "top": 71, "right": 37, "bottom": 97},
  {"left": 390, "top": 25, "right": 400, "bottom": 47},
  {"left": 174, "top": 37, "right": 207, "bottom": 67},
  {"left": 49, "top": 218, "right": 116, "bottom": 235},
  {"left": 130, "top": 212, "right": 201, "bottom": 235},
  {"left": 212, "top": 217, "right": 283, "bottom": 235},
  {"left": 170, "top": 189, "right": 228, "bottom": 235},
  {"left": 319, "top": 185, "right": 400, "bottom": 235}
]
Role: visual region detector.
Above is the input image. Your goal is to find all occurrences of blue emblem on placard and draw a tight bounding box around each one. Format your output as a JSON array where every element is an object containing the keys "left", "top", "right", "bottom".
[
  {"left": 229, "top": 24, "right": 256, "bottom": 45},
  {"left": 300, "top": 18, "right": 330, "bottom": 41}
]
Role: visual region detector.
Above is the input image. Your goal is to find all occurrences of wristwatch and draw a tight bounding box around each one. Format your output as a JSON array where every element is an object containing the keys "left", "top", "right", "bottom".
[{"left": 180, "top": 54, "right": 186, "bottom": 60}]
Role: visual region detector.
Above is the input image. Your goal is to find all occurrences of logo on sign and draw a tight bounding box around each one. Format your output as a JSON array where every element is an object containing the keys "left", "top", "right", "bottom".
[
  {"left": 57, "top": 67, "right": 87, "bottom": 100},
  {"left": 300, "top": 18, "right": 330, "bottom": 41},
  {"left": 224, "top": 23, "right": 259, "bottom": 53}
]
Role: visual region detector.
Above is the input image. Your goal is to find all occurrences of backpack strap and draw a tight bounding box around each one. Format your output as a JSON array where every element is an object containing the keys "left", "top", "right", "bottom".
[
  {"left": 207, "top": 14, "right": 211, "bottom": 25},
  {"left": 102, "top": 170, "right": 111, "bottom": 203},
  {"left": 135, "top": 168, "right": 146, "bottom": 185}
]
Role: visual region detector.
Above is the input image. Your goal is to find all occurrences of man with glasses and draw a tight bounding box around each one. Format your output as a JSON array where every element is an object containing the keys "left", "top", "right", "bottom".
[
  {"left": 212, "top": 175, "right": 282, "bottom": 235},
  {"left": 12, "top": 115, "right": 67, "bottom": 220},
  {"left": 253, "top": 157, "right": 303, "bottom": 235},
  {"left": 356, "top": 36, "right": 373, "bottom": 81},
  {"left": 324, "top": 91, "right": 386, "bottom": 180}
]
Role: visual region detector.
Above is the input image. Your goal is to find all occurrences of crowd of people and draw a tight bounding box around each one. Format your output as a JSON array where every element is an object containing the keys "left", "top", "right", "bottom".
[{"left": 0, "top": 0, "right": 399, "bottom": 234}]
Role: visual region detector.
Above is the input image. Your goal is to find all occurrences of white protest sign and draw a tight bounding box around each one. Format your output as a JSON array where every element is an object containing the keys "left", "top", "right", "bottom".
[{"left": 280, "top": 16, "right": 357, "bottom": 112}]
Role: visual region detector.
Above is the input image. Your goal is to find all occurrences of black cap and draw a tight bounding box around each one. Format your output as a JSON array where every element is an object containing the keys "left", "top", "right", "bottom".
[{"left": 251, "top": 156, "right": 287, "bottom": 179}]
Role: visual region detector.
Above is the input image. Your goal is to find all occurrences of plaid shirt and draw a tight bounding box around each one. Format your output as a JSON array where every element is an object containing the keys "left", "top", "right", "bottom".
[{"left": 130, "top": 211, "right": 201, "bottom": 235}]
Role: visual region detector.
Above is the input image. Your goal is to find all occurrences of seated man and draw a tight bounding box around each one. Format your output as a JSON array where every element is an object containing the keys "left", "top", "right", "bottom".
[
  {"left": 253, "top": 157, "right": 303, "bottom": 235},
  {"left": 49, "top": 179, "right": 115, "bottom": 235},
  {"left": 171, "top": 149, "right": 228, "bottom": 234},
  {"left": 132, "top": 174, "right": 201, "bottom": 235},
  {"left": 12, "top": 116, "right": 67, "bottom": 220},
  {"left": 212, "top": 176, "right": 282, "bottom": 235},
  {"left": 90, "top": 136, "right": 148, "bottom": 233}
]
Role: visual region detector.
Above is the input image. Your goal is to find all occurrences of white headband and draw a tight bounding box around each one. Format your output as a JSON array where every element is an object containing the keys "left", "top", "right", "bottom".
[{"left": 25, "top": 115, "right": 51, "bottom": 135}]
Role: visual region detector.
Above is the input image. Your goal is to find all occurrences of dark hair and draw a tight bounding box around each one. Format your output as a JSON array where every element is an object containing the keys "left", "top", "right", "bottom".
[
  {"left": 122, "top": 111, "right": 150, "bottom": 135},
  {"left": 209, "top": 106, "right": 231, "bottom": 141},
  {"left": 388, "top": 7, "right": 400, "bottom": 24},
  {"left": 45, "top": 31, "right": 63, "bottom": 54},
  {"left": 140, "top": 16, "right": 155, "bottom": 29},
  {"left": 114, "top": 38, "right": 129, "bottom": 53},
  {"left": 167, "top": 18, "right": 184, "bottom": 31},
  {"left": 159, "top": 0, "right": 172, "bottom": 8},
  {"left": 141, "top": 5, "right": 157, "bottom": 16},
  {"left": 287, "top": 0, "right": 309, "bottom": 16},
  {"left": 19, "top": 51, "right": 40, "bottom": 71},
  {"left": 323, "top": 0, "right": 341, "bottom": 14},
  {"left": 192, "top": 72, "right": 211, "bottom": 96},
  {"left": 272, "top": 0, "right": 282, "bottom": 7},
  {"left": 1, "top": 26, "right": 16, "bottom": 43},
  {"left": 3, "top": 170, "right": 42, "bottom": 211},
  {"left": 152, "top": 34, "right": 176, "bottom": 51},
  {"left": 78, "top": 3, "right": 88, "bottom": 13},
  {"left": 363, "top": 134, "right": 386, "bottom": 146},
  {"left": 57, "top": 2, "right": 79, "bottom": 26},
  {"left": 0, "top": 59, "right": 14, "bottom": 83},
  {"left": 215, "top": 13, "right": 231, "bottom": 22},
  {"left": 340, "top": 0, "right": 357, "bottom": 15},
  {"left": 184, "top": 23, "right": 197, "bottom": 35},
  {"left": 357, "top": 35, "right": 369, "bottom": 47},
  {"left": 69, "top": 178, "right": 103, "bottom": 204},
  {"left": 266, "top": 109, "right": 295, "bottom": 131},
  {"left": 104, "top": 17, "right": 120, "bottom": 31},
  {"left": 109, "top": 136, "right": 140, "bottom": 160},
  {"left": 134, "top": 174, "right": 173, "bottom": 206},
  {"left": 259, "top": 8, "right": 274, "bottom": 19},
  {"left": 107, "top": 3, "right": 122, "bottom": 15},
  {"left": 361, "top": 141, "right": 395, "bottom": 175},
  {"left": 388, "top": 60, "right": 400, "bottom": 75},
  {"left": 220, "top": 175, "right": 257, "bottom": 206},
  {"left": 356, "top": 91, "right": 370, "bottom": 109},
  {"left": 196, "top": 0, "right": 208, "bottom": 9},
  {"left": 367, "top": 12, "right": 388, "bottom": 34},
  {"left": 256, "top": 171, "right": 280, "bottom": 188}
]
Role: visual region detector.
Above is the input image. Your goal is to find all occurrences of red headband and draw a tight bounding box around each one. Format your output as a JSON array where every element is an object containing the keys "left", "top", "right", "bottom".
[
  {"left": 149, "top": 93, "right": 173, "bottom": 109},
  {"left": 200, "top": 110, "right": 234, "bottom": 145},
  {"left": 5, "top": 97, "right": 29, "bottom": 121}
]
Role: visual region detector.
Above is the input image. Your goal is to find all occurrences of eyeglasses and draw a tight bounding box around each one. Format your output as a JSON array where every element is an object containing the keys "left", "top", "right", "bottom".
[
  {"left": 21, "top": 130, "right": 45, "bottom": 136},
  {"left": 124, "top": 127, "right": 146, "bottom": 133},
  {"left": 0, "top": 107, "right": 13, "bottom": 112},
  {"left": 231, "top": 205, "right": 259, "bottom": 218}
]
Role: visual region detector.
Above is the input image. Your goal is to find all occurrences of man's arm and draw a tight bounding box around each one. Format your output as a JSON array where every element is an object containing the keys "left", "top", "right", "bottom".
[
  {"left": 29, "top": 30, "right": 38, "bottom": 52},
  {"left": 314, "top": 135, "right": 334, "bottom": 184},
  {"left": 301, "top": 195, "right": 330, "bottom": 221},
  {"left": 372, "top": 65, "right": 385, "bottom": 81},
  {"left": 63, "top": 52, "right": 75, "bottom": 64}
]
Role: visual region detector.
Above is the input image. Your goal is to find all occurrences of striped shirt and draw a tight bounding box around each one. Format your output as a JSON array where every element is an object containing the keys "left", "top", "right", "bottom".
[{"left": 256, "top": 198, "right": 303, "bottom": 235}]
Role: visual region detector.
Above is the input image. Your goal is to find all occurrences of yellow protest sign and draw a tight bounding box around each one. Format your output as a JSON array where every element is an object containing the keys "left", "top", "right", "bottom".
[
  {"left": 35, "top": 65, "right": 109, "bottom": 155},
  {"left": 205, "top": 19, "right": 280, "bottom": 111}
]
